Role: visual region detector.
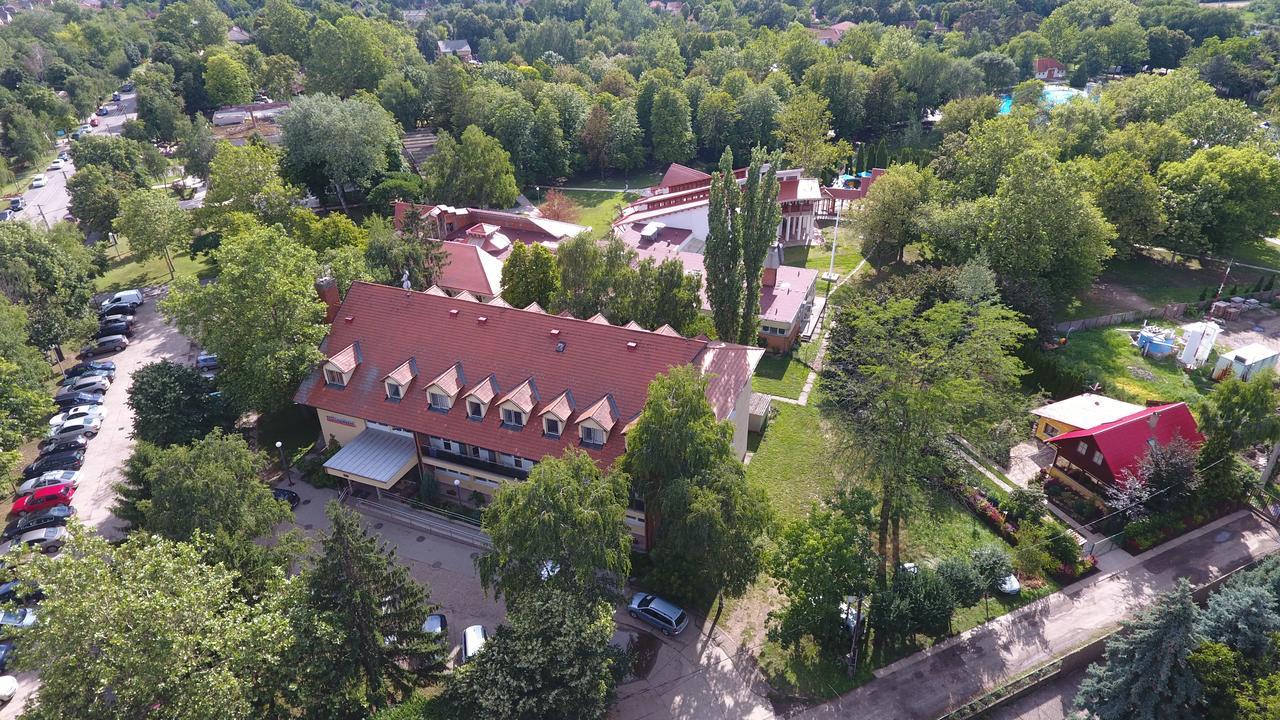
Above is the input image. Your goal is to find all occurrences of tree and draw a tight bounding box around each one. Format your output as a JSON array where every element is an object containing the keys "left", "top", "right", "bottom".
[
  {"left": 293, "top": 503, "right": 446, "bottom": 715},
  {"left": 737, "top": 148, "right": 781, "bottom": 345},
  {"left": 1004, "top": 485, "right": 1047, "bottom": 526},
  {"left": 161, "top": 225, "right": 326, "bottom": 413},
  {"left": 852, "top": 163, "right": 936, "bottom": 266},
  {"left": 422, "top": 127, "right": 519, "bottom": 209},
  {"left": 697, "top": 90, "right": 739, "bottom": 161},
  {"left": 526, "top": 99, "right": 571, "bottom": 181},
  {"left": 201, "top": 143, "right": 300, "bottom": 228},
  {"left": 1011, "top": 523, "right": 1055, "bottom": 581},
  {"left": 0, "top": 223, "right": 100, "bottom": 349},
  {"left": 1075, "top": 580, "right": 1203, "bottom": 720},
  {"left": 769, "top": 488, "right": 877, "bottom": 652},
  {"left": 279, "top": 94, "right": 402, "bottom": 209},
  {"left": 3, "top": 106, "right": 51, "bottom": 168},
  {"left": 624, "top": 366, "right": 771, "bottom": 600},
  {"left": 127, "top": 361, "right": 238, "bottom": 447},
  {"left": 260, "top": 54, "right": 301, "bottom": 103},
  {"left": 538, "top": 189, "right": 581, "bottom": 223},
  {"left": 114, "top": 188, "right": 192, "bottom": 280},
  {"left": 367, "top": 173, "right": 426, "bottom": 217},
  {"left": 936, "top": 96, "right": 1001, "bottom": 136},
  {"left": 477, "top": 449, "right": 631, "bottom": 604},
  {"left": 254, "top": 0, "right": 311, "bottom": 61},
  {"left": 178, "top": 116, "right": 217, "bottom": 180},
  {"left": 1158, "top": 146, "right": 1280, "bottom": 254},
  {"left": 441, "top": 588, "right": 623, "bottom": 720},
  {"left": 822, "top": 298, "right": 1032, "bottom": 585},
  {"left": 115, "top": 430, "right": 299, "bottom": 597},
  {"left": 1197, "top": 583, "right": 1280, "bottom": 660},
  {"left": 1198, "top": 372, "right": 1280, "bottom": 499},
  {"left": 972, "top": 544, "right": 1014, "bottom": 618},
  {"left": 500, "top": 243, "right": 560, "bottom": 310},
  {"left": 305, "top": 16, "right": 392, "bottom": 96},
  {"left": 66, "top": 165, "right": 122, "bottom": 236},
  {"left": 704, "top": 148, "right": 743, "bottom": 341},
  {"left": 156, "top": 0, "right": 229, "bottom": 50},
  {"left": 581, "top": 104, "right": 612, "bottom": 174},
  {"left": 649, "top": 87, "right": 695, "bottom": 164},
  {"left": 936, "top": 557, "right": 983, "bottom": 608},
  {"left": 12, "top": 528, "right": 293, "bottom": 720},
  {"left": 1083, "top": 152, "right": 1166, "bottom": 258},
  {"left": 776, "top": 88, "right": 851, "bottom": 177},
  {"left": 364, "top": 216, "right": 447, "bottom": 290},
  {"left": 204, "top": 54, "right": 253, "bottom": 107}
]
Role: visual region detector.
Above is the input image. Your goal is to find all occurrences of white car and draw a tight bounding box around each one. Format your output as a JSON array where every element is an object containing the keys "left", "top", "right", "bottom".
[
  {"left": 100, "top": 289, "right": 144, "bottom": 309},
  {"left": 0, "top": 675, "right": 16, "bottom": 703},
  {"left": 461, "top": 625, "right": 488, "bottom": 663},
  {"left": 29, "top": 175, "right": 46, "bottom": 189},
  {"left": 47, "top": 159, "right": 62, "bottom": 171},
  {"left": 999, "top": 575, "right": 1022, "bottom": 595},
  {"left": 45, "top": 415, "right": 102, "bottom": 441},
  {"left": 59, "top": 375, "right": 111, "bottom": 395},
  {"left": 49, "top": 405, "right": 107, "bottom": 428},
  {"left": 16, "top": 471, "right": 80, "bottom": 497}
]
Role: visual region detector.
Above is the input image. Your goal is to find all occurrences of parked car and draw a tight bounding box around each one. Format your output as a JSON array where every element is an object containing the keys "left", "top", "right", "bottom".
[
  {"left": 0, "top": 581, "right": 43, "bottom": 606},
  {"left": 95, "top": 106, "right": 108, "bottom": 116},
  {"left": 100, "top": 289, "right": 143, "bottom": 309},
  {"left": 65, "top": 361, "right": 116, "bottom": 379},
  {"left": 98, "top": 302, "right": 135, "bottom": 319},
  {"left": 8, "top": 198, "right": 23, "bottom": 212},
  {"left": 1, "top": 505, "right": 75, "bottom": 541},
  {"left": 627, "top": 593, "right": 689, "bottom": 636},
  {"left": 57, "top": 375, "right": 110, "bottom": 395},
  {"left": 47, "top": 159, "right": 62, "bottom": 171},
  {"left": 0, "top": 642, "right": 14, "bottom": 672},
  {"left": 16, "top": 471, "right": 80, "bottom": 497},
  {"left": 0, "top": 610, "right": 36, "bottom": 630},
  {"left": 422, "top": 613, "right": 447, "bottom": 636},
  {"left": 9, "top": 527, "right": 67, "bottom": 554},
  {"left": 29, "top": 175, "right": 46, "bottom": 189},
  {"left": 48, "top": 405, "right": 106, "bottom": 429},
  {"left": 112, "top": 91, "right": 121, "bottom": 101},
  {"left": 88, "top": 117, "right": 99, "bottom": 127},
  {"left": 21, "top": 447, "right": 85, "bottom": 477},
  {"left": 53, "top": 392, "right": 104, "bottom": 411},
  {"left": 0, "top": 675, "right": 16, "bottom": 703},
  {"left": 0, "top": 210, "right": 12, "bottom": 222},
  {"left": 8, "top": 483, "right": 75, "bottom": 515},
  {"left": 272, "top": 487, "right": 300, "bottom": 510},
  {"left": 999, "top": 575, "right": 1021, "bottom": 596},
  {"left": 99, "top": 313, "right": 134, "bottom": 328},
  {"left": 461, "top": 625, "right": 488, "bottom": 663},
  {"left": 59, "top": 367, "right": 115, "bottom": 386},
  {"left": 840, "top": 595, "right": 865, "bottom": 638},
  {"left": 95, "top": 321, "right": 134, "bottom": 339},
  {"left": 36, "top": 436, "right": 89, "bottom": 457},
  {"left": 78, "top": 335, "right": 128, "bottom": 358},
  {"left": 196, "top": 352, "right": 219, "bottom": 370},
  {"left": 45, "top": 415, "right": 102, "bottom": 440}
]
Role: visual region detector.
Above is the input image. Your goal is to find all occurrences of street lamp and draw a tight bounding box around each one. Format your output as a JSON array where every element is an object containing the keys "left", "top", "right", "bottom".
[
  {"left": 453, "top": 478, "right": 461, "bottom": 499},
  {"left": 276, "top": 441, "right": 293, "bottom": 486}
]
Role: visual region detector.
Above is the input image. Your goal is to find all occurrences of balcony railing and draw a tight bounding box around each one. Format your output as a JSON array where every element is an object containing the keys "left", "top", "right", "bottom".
[{"left": 423, "top": 446, "right": 530, "bottom": 481}]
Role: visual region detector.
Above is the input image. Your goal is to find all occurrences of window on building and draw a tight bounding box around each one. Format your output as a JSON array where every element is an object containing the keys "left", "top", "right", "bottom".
[
  {"left": 1092, "top": 450, "right": 1104, "bottom": 465},
  {"left": 385, "top": 381, "right": 403, "bottom": 400},
  {"left": 581, "top": 425, "right": 604, "bottom": 446},
  {"left": 441, "top": 439, "right": 457, "bottom": 453},
  {"left": 544, "top": 417, "right": 561, "bottom": 437},
  {"left": 429, "top": 391, "right": 450, "bottom": 410},
  {"left": 1043, "top": 424, "right": 1059, "bottom": 438},
  {"left": 502, "top": 408, "right": 525, "bottom": 427},
  {"left": 467, "top": 399, "right": 483, "bottom": 419},
  {"left": 324, "top": 368, "right": 345, "bottom": 386},
  {"left": 512, "top": 456, "right": 525, "bottom": 469},
  {"left": 1077, "top": 441, "right": 1088, "bottom": 455}
]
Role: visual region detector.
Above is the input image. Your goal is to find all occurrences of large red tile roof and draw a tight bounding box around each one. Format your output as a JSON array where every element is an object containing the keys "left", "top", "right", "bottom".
[
  {"left": 295, "top": 282, "right": 760, "bottom": 466},
  {"left": 437, "top": 241, "right": 503, "bottom": 298},
  {"left": 1047, "top": 403, "right": 1202, "bottom": 484}
]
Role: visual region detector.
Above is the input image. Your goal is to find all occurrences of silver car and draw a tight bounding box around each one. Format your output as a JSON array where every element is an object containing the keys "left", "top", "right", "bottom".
[
  {"left": 16, "top": 471, "right": 80, "bottom": 497},
  {"left": 0, "top": 609, "right": 35, "bottom": 629},
  {"left": 48, "top": 405, "right": 107, "bottom": 429},
  {"left": 461, "top": 625, "right": 488, "bottom": 663},
  {"left": 15, "top": 527, "right": 66, "bottom": 554},
  {"left": 45, "top": 416, "right": 102, "bottom": 441},
  {"left": 58, "top": 375, "right": 110, "bottom": 395},
  {"left": 627, "top": 593, "right": 690, "bottom": 636}
]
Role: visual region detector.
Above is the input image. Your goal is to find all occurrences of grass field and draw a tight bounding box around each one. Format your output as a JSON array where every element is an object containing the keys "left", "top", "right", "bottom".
[
  {"left": 95, "top": 236, "right": 217, "bottom": 293},
  {"left": 1, "top": 149, "right": 58, "bottom": 197},
  {"left": 559, "top": 189, "right": 635, "bottom": 235},
  {"left": 745, "top": 403, "right": 843, "bottom": 522},
  {"left": 752, "top": 352, "right": 811, "bottom": 399},
  {"left": 1047, "top": 327, "right": 1215, "bottom": 406},
  {"left": 1067, "top": 249, "right": 1279, "bottom": 320},
  {"left": 783, "top": 238, "right": 863, "bottom": 278}
]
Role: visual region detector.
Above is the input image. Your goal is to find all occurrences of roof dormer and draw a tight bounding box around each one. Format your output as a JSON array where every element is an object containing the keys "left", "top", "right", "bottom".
[
  {"left": 540, "top": 390, "right": 575, "bottom": 438},
  {"left": 425, "top": 362, "right": 465, "bottom": 411},
  {"left": 462, "top": 374, "right": 498, "bottom": 420},
  {"left": 577, "top": 394, "right": 618, "bottom": 447},
  {"left": 323, "top": 342, "right": 361, "bottom": 387},
  {"left": 383, "top": 357, "right": 418, "bottom": 401},
  {"left": 497, "top": 378, "right": 539, "bottom": 429}
]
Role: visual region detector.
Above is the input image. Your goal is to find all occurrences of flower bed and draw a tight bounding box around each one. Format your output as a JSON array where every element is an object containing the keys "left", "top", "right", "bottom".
[
  {"left": 1043, "top": 473, "right": 1104, "bottom": 526},
  {"left": 1050, "top": 554, "right": 1099, "bottom": 583},
  {"left": 958, "top": 486, "right": 1019, "bottom": 544},
  {"left": 1121, "top": 502, "right": 1240, "bottom": 553}
]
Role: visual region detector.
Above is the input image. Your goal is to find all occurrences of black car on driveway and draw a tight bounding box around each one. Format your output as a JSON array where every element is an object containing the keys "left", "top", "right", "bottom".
[
  {"left": 53, "top": 392, "right": 105, "bottom": 411},
  {"left": 95, "top": 322, "right": 134, "bottom": 339},
  {"left": 36, "top": 436, "right": 89, "bottom": 457},
  {"left": 272, "top": 487, "right": 301, "bottom": 510},
  {"left": 64, "top": 360, "right": 116, "bottom": 379},
  {"left": 21, "top": 449, "right": 85, "bottom": 479},
  {"left": 79, "top": 335, "right": 128, "bottom": 358},
  {"left": 2, "top": 505, "right": 75, "bottom": 542}
]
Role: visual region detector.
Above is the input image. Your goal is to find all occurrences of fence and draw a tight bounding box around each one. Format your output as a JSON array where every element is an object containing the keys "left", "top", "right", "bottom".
[
  {"left": 344, "top": 493, "right": 492, "bottom": 550},
  {"left": 1053, "top": 289, "right": 1280, "bottom": 334}
]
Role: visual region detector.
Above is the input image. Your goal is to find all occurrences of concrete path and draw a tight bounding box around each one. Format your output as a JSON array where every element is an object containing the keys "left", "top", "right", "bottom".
[
  {"left": 793, "top": 509, "right": 1280, "bottom": 720},
  {"left": 951, "top": 437, "right": 1016, "bottom": 494}
]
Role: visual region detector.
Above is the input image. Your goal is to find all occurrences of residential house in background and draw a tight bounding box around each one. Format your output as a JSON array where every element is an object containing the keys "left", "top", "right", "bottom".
[
  {"left": 226, "top": 25, "right": 252, "bottom": 43},
  {"left": 294, "top": 281, "right": 763, "bottom": 549},
  {"left": 393, "top": 201, "right": 590, "bottom": 260},
  {"left": 437, "top": 39, "right": 475, "bottom": 63},
  {"left": 808, "top": 20, "right": 856, "bottom": 46},
  {"left": 1030, "top": 393, "right": 1144, "bottom": 442},
  {"left": 210, "top": 102, "right": 290, "bottom": 146},
  {"left": 613, "top": 163, "right": 824, "bottom": 247},
  {"left": 1034, "top": 57, "right": 1069, "bottom": 82},
  {"left": 434, "top": 242, "right": 504, "bottom": 301},
  {"left": 1044, "top": 402, "right": 1201, "bottom": 495}
]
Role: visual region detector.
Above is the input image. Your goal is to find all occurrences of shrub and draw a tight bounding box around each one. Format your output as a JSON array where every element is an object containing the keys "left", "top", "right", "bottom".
[{"left": 937, "top": 557, "right": 982, "bottom": 607}]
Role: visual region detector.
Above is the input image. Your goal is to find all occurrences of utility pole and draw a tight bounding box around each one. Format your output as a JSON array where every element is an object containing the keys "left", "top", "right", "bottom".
[
  {"left": 1216, "top": 258, "right": 1235, "bottom": 299},
  {"left": 826, "top": 206, "right": 841, "bottom": 295},
  {"left": 35, "top": 204, "right": 50, "bottom": 229}
]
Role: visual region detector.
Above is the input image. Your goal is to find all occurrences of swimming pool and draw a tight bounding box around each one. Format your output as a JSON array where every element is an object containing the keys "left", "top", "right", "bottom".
[{"left": 996, "top": 85, "right": 1088, "bottom": 114}]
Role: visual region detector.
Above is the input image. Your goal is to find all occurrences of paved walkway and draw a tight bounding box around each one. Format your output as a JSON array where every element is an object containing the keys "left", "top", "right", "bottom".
[{"left": 793, "top": 510, "right": 1280, "bottom": 720}]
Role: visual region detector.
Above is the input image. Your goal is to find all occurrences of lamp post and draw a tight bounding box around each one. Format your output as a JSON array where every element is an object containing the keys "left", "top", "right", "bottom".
[
  {"left": 276, "top": 440, "right": 293, "bottom": 486},
  {"left": 453, "top": 478, "right": 462, "bottom": 503}
]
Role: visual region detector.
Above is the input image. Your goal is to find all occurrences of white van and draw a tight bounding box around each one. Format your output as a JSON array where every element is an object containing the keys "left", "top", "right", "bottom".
[{"left": 100, "top": 289, "right": 143, "bottom": 309}]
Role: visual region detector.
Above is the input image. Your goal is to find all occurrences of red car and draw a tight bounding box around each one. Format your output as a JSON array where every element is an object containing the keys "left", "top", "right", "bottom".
[{"left": 9, "top": 484, "right": 75, "bottom": 518}]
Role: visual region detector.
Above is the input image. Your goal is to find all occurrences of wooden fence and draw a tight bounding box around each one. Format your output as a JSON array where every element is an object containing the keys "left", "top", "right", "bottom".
[{"left": 1053, "top": 289, "right": 1280, "bottom": 334}]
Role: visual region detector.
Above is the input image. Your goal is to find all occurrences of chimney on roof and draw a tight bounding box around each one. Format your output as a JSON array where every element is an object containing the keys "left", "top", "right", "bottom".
[
  {"left": 315, "top": 276, "right": 340, "bottom": 323},
  {"left": 763, "top": 243, "right": 781, "bottom": 288},
  {"left": 477, "top": 316, "right": 488, "bottom": 324}
]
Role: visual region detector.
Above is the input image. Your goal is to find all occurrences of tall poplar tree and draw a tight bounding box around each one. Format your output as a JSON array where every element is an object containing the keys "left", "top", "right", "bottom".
[
  {"left": 704, "top": 147, "right": 743, "bottom": 341},
  {"left": 737, "top": 148, "right": 781, "bottom": 345}
]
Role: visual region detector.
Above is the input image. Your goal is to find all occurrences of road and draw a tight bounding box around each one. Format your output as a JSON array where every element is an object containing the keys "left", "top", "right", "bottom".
[{"left": 10, "top": 91, "right": 137, "bottom": 229}]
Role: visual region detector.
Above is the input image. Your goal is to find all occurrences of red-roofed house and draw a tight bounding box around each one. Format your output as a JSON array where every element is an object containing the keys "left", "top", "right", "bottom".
[
  {"left": 613, "top": 164, "right": 823, "bottom": 247},
  {"left": 1034, "top": 57, "right": 1068, "bottom": 82},
  {"left": 1045, "top": 403, "right": 1202, "bottom": 493},
  {"left": 295, "top": 281, "right": 764, "bottom": 548},
  {"left": 437, "top": 242, "right": 504, "bottom": 301},
  {"left": 808, "top": 21, "right": 856, "bottom": 46},
  {"left": 393, "top": 201, "right": 590, "bottom": 259}
]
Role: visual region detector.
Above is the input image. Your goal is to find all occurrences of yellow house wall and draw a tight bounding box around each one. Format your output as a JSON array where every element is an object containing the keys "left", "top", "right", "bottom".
[
  {"left": 318, "top": 409, "right": 367, "bottom": 446},
  {"left": 1034, "top": 417, "right": 1080, "bottom": 442}
]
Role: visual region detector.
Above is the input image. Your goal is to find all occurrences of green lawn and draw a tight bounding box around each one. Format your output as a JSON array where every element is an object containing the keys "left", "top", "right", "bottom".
[
  {"left": 1066, "top": 250, "right": 1273, "bottom": 319},
  {"left": 1047, "top": 327, "right": 1215, "bottom": 406},
  {"left": 1218, "top": 241, "right": 1280, "bottom": 273},
  {"left": 559, "top": 169, "right": 663, "bottom": 190},
  {"left": 752, "top": 352, "right": 811, "bottom": 399},
  {"left": 1, "top": 148, "right": 58, "bottom": 197},
  {"left": 745, "top": 403, "right": 842, "bottom": 522},
  {"left": 783, "top": 238, "right": 863, "bottom": 278},
  {"left": 558, "top": 189, "right": 636, "bottom": 235},
  {"left": 95, "top": 236, "right": 218, "bottom": 293}
]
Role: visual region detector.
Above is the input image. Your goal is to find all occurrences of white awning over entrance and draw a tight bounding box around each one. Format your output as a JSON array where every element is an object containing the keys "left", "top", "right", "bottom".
[{"left": 323, "top": 428, "right": 417, "bottom": 488}]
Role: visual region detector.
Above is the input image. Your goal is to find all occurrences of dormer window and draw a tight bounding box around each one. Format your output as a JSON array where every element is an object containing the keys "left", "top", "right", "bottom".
[
  {"left": 323, "top": 342, "right": 361, "bottom": 387},
  {"left": 385, "top": 381, "right": 404, "bottom": 400},
  {"left": 544, "top": 417, "right": 561, "bottom": 438},
  {"left": 325, "top": 368, "right": 346, "bottom": 386},
  {"left": 581, "top": 425, "right": 604, "bottom": 446},
  {"left": 502, "top": 408, "right": 525, "bottom": 428},
  {"left": 467, "top": 399, "right": 483, "bottom": 419},
  {"left": 429, "top": 391, "right": 450, "bottom": 410}
]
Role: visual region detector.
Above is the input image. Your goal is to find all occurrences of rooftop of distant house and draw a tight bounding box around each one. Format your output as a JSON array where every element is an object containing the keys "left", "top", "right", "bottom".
[
  {"left": 436, "top": 241, "right": 504, "bottom": 298},
  {"left": 393, "top": 201, "right": 590, "bottom": 259},
  {"left": 1047, "top": 402, "right": 1202, "bottom": 484},
  {"left": 295, "top": 281, "right": 763, "bottom": 466},
  {"left": 1032, "top": 393, "right": 1146, "bottom": 430}
]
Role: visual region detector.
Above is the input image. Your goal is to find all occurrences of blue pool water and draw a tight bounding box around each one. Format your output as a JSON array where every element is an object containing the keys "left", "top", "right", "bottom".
[{"left": 996, "top": 85, "right": 1087, "bottom": 114}]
